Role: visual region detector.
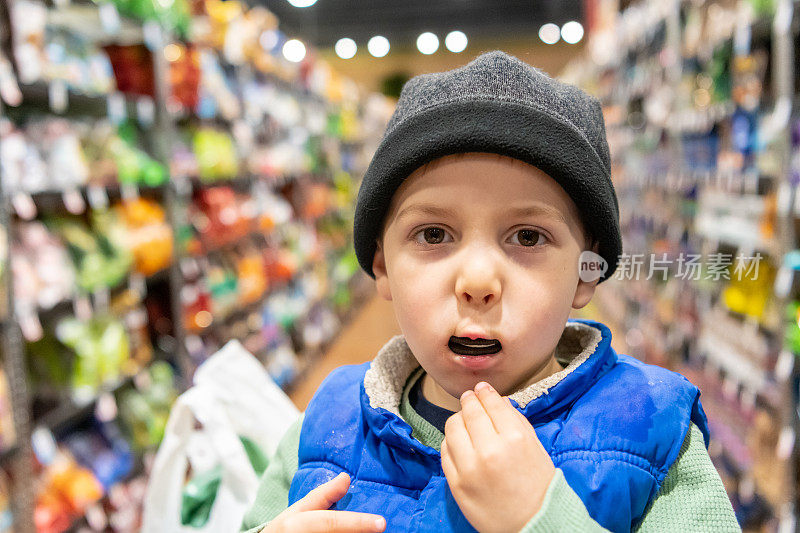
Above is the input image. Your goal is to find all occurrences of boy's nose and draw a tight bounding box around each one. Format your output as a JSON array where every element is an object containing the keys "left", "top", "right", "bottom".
[
  {"left": 462, "top": 291, "right": 495, "bottom": 306},
  {"left": 454, "top": 244, "right": 503, "bottom": 308},
  {"left": 456, "top": 276, "right": 501, "bottom": 309}
]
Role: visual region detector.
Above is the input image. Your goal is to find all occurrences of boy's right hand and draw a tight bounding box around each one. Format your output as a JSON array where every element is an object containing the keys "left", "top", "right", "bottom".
[{"left": 261, "top": 472, "right": 386, "bottom": 533}]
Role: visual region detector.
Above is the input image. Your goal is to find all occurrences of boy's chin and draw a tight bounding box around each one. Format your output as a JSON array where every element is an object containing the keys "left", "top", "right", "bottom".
[{"left": 435, "top": 374, "right": 503, "bottom": 397}]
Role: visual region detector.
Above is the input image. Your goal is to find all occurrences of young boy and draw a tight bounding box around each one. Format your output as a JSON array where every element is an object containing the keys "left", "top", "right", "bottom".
[{"left": 241, "top": 50, "right": 740, "bottom": 532}]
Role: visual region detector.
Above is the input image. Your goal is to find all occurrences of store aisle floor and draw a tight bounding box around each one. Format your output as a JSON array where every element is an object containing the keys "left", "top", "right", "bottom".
[{"left": 289, "top": 286, "right": 400, "bottom": 410}]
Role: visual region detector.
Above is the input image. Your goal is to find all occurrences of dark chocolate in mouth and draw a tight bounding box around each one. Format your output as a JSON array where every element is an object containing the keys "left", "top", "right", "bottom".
[{"left": 449, "top": 336, "right": 502, "bottom": 356}]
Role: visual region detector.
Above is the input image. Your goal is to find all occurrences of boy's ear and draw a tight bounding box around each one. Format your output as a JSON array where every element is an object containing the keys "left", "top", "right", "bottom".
[
  {"left": 572, "top": 239, "right": 601, "bottom": 310},
  {"left": 372, "top": 239, "right": 392, "bottom": 301}
]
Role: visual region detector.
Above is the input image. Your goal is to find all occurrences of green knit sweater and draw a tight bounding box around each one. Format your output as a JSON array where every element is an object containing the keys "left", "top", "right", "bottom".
[{"left": 240, "top": 366, "right": 740, "bottom": 532}]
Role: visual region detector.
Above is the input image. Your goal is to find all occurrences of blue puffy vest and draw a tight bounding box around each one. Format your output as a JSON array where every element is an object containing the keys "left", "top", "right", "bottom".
[{"left": 288, "top": 318, "right": 710, "bottom": 532}]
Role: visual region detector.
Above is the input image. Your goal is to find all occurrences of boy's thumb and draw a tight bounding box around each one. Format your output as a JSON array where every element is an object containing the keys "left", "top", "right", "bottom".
[{"left": 287, "top": 472, "right": 350, "bottom": 514}]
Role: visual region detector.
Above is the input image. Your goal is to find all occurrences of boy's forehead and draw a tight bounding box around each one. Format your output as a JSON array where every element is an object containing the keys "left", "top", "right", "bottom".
[
  {"left": 388, "top": 153, "right": 578, "bottom": 220},
  {"left": 394, "top": 201, "right": 570, "bottom": 227},
  {"left": 412, "top": 152, "right": 523, "bottom": 176}
]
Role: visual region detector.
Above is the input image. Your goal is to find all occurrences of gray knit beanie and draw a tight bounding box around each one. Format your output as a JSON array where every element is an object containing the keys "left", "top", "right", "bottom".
[{"left": 353, "top": 50, "right": 621, "bottom": 283}]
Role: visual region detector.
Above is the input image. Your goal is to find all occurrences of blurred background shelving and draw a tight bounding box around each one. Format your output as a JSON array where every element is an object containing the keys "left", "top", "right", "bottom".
[
  {"left": 565, "top": 1, "right": 797, "bottom": 529},
  {"left": 0, "top": 0, "right": 393, "bottom": 530}
]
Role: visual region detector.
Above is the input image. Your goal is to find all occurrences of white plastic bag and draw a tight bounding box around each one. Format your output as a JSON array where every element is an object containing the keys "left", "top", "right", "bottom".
[{"left": 142, "top": 340, "right": 301, "bottom": 533}]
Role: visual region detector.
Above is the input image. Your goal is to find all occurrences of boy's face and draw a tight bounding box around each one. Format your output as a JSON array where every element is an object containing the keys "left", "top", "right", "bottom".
[{"left": 372, "top": 152, "right": 600, "bottom": 402}]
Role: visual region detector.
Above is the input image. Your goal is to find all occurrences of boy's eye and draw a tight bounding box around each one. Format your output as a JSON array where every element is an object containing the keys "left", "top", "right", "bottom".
[
  {"left": 510, "top": 229, "right": 546, "bottom": 247},
  {"left": 415, "top": 227, "right": 451, "bottom": 245}
]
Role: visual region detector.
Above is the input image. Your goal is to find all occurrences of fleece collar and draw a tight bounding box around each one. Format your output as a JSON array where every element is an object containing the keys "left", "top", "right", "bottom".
[{"left": 360, "top": 318, "right": 617, "bottom": 456}]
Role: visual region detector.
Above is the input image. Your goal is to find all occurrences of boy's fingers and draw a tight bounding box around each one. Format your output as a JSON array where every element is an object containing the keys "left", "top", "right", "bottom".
[
  {"left": 508, "top": 400, "right": 536, "bottom": 428},
  {"left": 440, "top": 437, "right": 458, "bottom": 482},
  {"left": 459, "top": 389, "right": 497, "bottom": 449},
  {"left": 443, "top": 412, "right": 473, "bottom": 465},
  {"left": 474, "top": 382, "right": 524, "bottom": 434},
  {"left": 287, "top": 472, "right": 350, "bottom": 514},
  {"left": 504, "top": 399, "right": 548, "bottom": 449},
  {"left": 284, "top": 510, "right": 386, "bottom": 533},
  {"left": 505, "top": 398, "right": 533, "bottom": 426}
]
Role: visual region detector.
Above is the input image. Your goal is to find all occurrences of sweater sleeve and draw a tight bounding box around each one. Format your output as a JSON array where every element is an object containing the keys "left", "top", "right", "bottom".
[
  {"left": 239, "top": 413, "right": 305, "bottom": 533},
  {"left": 519, "top": 468, "right": 611, "bottom": 532},
  {"left": 519, "top": 422, "right": 741, "bottom": 532},
  {"left": 634, "top": 423, "right": 740, "bottom": 532}
]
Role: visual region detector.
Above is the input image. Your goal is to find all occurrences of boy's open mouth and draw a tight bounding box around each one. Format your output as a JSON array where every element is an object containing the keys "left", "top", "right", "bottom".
[{"left": 448, "top": 336, "right": 502, "bottom": 356}]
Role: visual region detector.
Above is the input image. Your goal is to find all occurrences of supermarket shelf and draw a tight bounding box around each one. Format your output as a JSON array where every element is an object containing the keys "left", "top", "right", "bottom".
[
  {"left": 172, "top": 109, "right": 238, "bottom": 128},
  {"left": 63, "top": 451, "right": 150, "bottom": 533},
  {"left": 34, "top": 265, "right": 171, "bottom": 320},
  {"left": 189, "top": 175, "right": 270, "bottom": 191},
  {"left": 45, "top": 0, "right": 145, "bottom": 46},
  {"left": 32, "top": 349, "right": 172, "bottom": 436},
  {"left": 282, "top": 270, "right": 375, "bottom": 397},
  {"left": 215, "top": 53, "right": 331, "bottom": 108},
  {"left": 5, "top": 171, "right": 336, "bottom": 216},
  {"left": 636, "top": 168, "right": 768, "bottom": 191},
  {"left": 694, "top": 226, "right": 783, "bottom": 259},
  {"left": 590, "top": 2, "right": 799, "bottom": 523},
  {"left": 7, "top": 82, "right": 142, "bottom": 119},
  {"left": 200, "top": 259, "right": 317, "bottom": 336},
  {"left": 0, "top": 0, "right": 378, "bottom": 526},
  {"left": 145, "top": 267, "right": 169, "bottom": 285},
  {"left": 698, "top": 329, "right": 767, "bottom": 392},
  {"left": 34, "top": 375, "right": 135, "bottom": 436},
  {"left": 196, "top": 264, "right": 371, "bottom": 396},
  {"left": 256, "top": 72, "right": 330, "bottom": 109},
  {"left": 666, "top": 101, "right": 737, "bottom": 134},
  {"left": 216, "top": 298, "right": 270, "bottom": 327},
  {"left": 192, "top": 229, "right": 270, "bottom": 257},
  {"left": 8, "top": 183, "right": 166, "bottom": 215},
  {"left": 187, "top": 171, "right": 331, "bottom": 192}
]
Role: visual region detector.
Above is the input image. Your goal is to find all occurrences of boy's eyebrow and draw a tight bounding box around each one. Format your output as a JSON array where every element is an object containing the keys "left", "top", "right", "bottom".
[
  {"left": 395, "top": 203, "right": 569, "bottom": 225},
  {"left": 395, "top": 204, "right": 457, "bottom": 222}
]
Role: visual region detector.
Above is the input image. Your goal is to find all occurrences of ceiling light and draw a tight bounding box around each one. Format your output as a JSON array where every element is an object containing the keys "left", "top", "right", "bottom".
[
  {"left": 539, "top": 23, "right": 560, "bottom": 45},
  {"left": 561, "top": 21, "right": 584, "bottom": 44},
  {"left": 445, "top": 31, "right": 467, "bottom": 53},
  {"left": 416, "top": 32, "right": 439, "bottom": 55},
  {"left": 335, "top": 37, "right": 357, "bottom": 59},
  {"left": 368, "top": 35, "right": 390, "bottom": 57},
  {"left": 287, "top": 0, "right": 317, "bottom": 7},
  {"left": 282, "top": 39, "right": 306, "bottom": 62}
]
